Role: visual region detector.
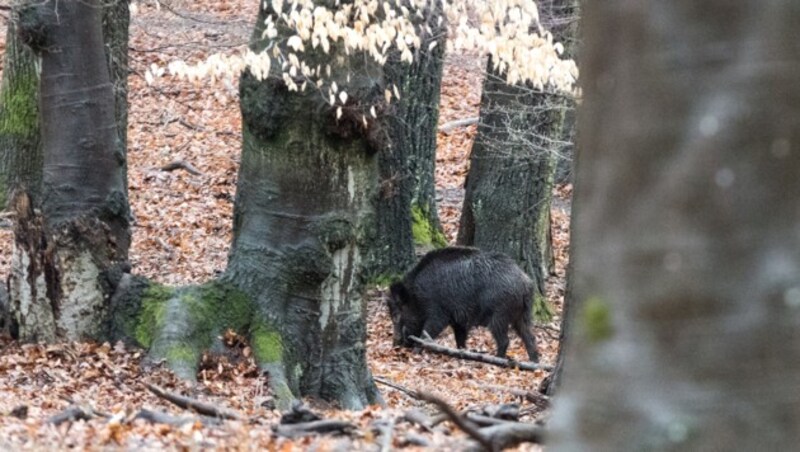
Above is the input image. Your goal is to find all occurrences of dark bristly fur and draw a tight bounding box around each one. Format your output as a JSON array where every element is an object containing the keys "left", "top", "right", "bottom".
[{"left": 387, "top": 247, "right": 539, "bottom": 362}]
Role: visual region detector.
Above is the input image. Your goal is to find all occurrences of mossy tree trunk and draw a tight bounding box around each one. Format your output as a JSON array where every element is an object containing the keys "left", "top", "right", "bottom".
[
  {"left": 363, "top": 0, "right": 447, "bottom": 280},
  {"left": 10, "top": 0, "right": 131, "bottom": 341},
  {"left": 551, "top": 0, "right": 800, "bottom": 449},
  {"left": 224, "top": 0, "right": 384, "bottom": 409},
  {"left": 0, "top": 16, "right": 42, "bottom": 208},
  {"left": 457, "top": 0, "right": 577, "bottom": 321}
]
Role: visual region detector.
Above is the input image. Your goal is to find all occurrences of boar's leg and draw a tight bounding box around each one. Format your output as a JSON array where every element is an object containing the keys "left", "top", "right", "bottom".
[
  {"left": 489, "top": 320, "right": 511, "bottom": 358},
  {"left": 452, "top": 324, "right": 469, "bottom": 349},
  {"left": 513, "top": 318, "right": 539, "bottom": 363}
]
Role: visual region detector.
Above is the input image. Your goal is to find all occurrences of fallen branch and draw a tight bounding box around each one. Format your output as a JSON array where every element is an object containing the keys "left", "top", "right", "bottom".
[
  {"left": 273, "top": 419, "right": 355, "bottom": 438},
  {"left": 144, "top": 383, "right": 242, "bottom": 420},
  {"left": 439, "top": 117, "right": 479, "bottom": 133},
  {"left": 401, "top": 408, "right": 435, "bottom": 431},
  {"left": 133, "top": 409, "right": 196, "bottom": 426},
  {"left": 160, "top": 160, "right": 203, "bottom": 176},
  {"left": 408, "top": 336, "right": 553, "bottom": 372},
  {"left": 48, "top": 406, "right": 93, "bottom": 425},
  {"left": 373, "top": 376, "right": 421, "bottom": 400},
  {"left": 375, "top": 418, "right": 396, "bottom": 452},
  {"left": 417, "top": 391, "right": 494, "bottom": 452},
  {"left": 465, "top": 413, "right": 517, "bottom": 427},
  {"left": 472, "top": 383, "right": 550, "bottom": 411},
  {"left": 132, "top": 408, "right": 222, "bottom": 427},
  {"left": 478, "top": 422, "right": 545, "bottom": 450}
]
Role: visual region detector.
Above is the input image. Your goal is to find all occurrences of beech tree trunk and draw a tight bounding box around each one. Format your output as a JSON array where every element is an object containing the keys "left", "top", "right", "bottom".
[
  {"left": 551, "top": 1, "right": 800, "bottom": 449},
  {"left": 10, "top": 0, "right": 131, "bottom": 341},
  {"left": 0, "top": 17, "right": 42, "bottom": 207},
  {"left": 366, "top": 0, "right": 447, "bottom": 279},
  {"left": 225, "top": 0, "right": 383, "bottom": 409},
  {"left": 458, "top": 0, "right": 577, "bottom": 320}
]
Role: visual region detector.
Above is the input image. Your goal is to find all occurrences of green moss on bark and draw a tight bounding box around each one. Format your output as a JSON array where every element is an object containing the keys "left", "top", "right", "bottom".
[
  {"left": 411, "top": 204, "right": 447, "bottom": 247},
  {"left": 165, "top": 344, "right": 199, "bottom": 367},
  {"left": 134, "top": 284, "right": 174, "bottom": 348},
  {"left": 533, "top": 293, "right": 555, "bottom": 323},
  {"left": 251, "top": 323, "right": 283, "bottom": 363},
  {"left": 0, "top": 73, "right": 38, "bottom": 137}
]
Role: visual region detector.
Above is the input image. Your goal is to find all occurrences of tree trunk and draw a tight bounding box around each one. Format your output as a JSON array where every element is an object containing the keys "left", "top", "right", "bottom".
[
  {"left": 102, "top": 0, "right": 130, "bottom": 190},
  {"left": 551, "top": 1, "right": 800, "bottom": 449},
  {"left": 226, "top": 1, "right": 384, "bottom": 410},
  {"left": 365, "top": 0, "right": 447, "bottom": 280},
  {"left": 0, "top": 17, "right": 42, "bottom": 207},
  {"left": 458, "top": 0, "right": 577, "bottom": 320},
  {"left": 10, "top": 0, "right": 131, "bottom": 341}
]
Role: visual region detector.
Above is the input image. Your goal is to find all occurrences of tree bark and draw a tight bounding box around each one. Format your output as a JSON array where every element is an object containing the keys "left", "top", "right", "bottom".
[
  {"left": 226, "top": 1, "right": 383, "bottom": 409},
  {"left": 364, "top": 0, "right": 447, "bottom": 280},
  {"left": 550, "top": 1, "right": 800, "bottom": 449},
  {"left": 0, "top": 16, "right": 42, "bottom": 208},
  {"left": 458, "top": 0, "right": 577, "bottom": 320},
  {"left": 10, "top": 0, "right": 131, "bottom": 341},
  {"left": 102, "top": 0, "right": 130, "bottom": 191}
]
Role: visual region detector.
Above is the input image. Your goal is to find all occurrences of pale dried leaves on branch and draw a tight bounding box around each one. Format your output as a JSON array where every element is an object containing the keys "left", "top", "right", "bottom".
[{"left": 145, "top": 0, "right": 578, "bottom": 102}]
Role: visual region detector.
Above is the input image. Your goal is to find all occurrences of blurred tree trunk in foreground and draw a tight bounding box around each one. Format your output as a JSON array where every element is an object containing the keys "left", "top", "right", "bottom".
[{"left": 551, "top": 1, "right": 800, "bottom": 449}]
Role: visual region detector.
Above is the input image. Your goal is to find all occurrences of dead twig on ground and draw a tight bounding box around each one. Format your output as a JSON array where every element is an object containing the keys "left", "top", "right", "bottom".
[
  {"left": 373, "top": 375, "right": 421, "bottom": 399},
  {"left": 439, "top": 117, "right": 479, "bottom": 134},
  {"left": 408, "top": 336, "right": 553, "bottom": 372},
  {"left": 144, "top": 383, "right": 242, "bottom": 420},
  {"left": 273, "top": 419, "right": 355, "bottom": 438},
  {"left": 160, "top": 160, "right": 203, "bottom": 176}
]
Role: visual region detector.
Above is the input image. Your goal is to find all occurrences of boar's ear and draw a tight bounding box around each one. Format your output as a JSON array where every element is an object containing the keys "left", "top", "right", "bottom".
[{"left": 389, "top": 282, "right": 408, "bottom": 304}]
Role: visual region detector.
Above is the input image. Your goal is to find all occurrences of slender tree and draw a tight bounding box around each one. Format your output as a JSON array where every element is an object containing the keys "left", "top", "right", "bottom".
[
  {"left": 458, "top": 0, "right": 578, "bottom": 319},
  {"left": 10, "top": 0, "right": 131, "bottom": 341},
  {"left": 366, "top": 0, "right": 448, "bottom": 279},
  {"left": 551, "top": 0, "right": 800, "bottom": 449}
]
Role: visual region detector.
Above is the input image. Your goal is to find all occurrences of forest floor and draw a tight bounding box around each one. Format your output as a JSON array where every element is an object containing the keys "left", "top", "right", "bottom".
[{"left": 0, "top": 1, "right": 571, "bottom": 450}]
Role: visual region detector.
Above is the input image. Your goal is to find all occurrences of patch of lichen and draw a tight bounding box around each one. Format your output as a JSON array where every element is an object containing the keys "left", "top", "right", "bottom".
[
  {"left": 251, "top": 323, "right": 283, "bottom": 363},
  {"left": 134, "top": 284, "right": 174, "bottom": 348},
  {"left": 582, "top": 296, "right": 614, "bottom": 342},
  {"left": 411, "top": 204, "right": 447, "bottom": 248}
]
